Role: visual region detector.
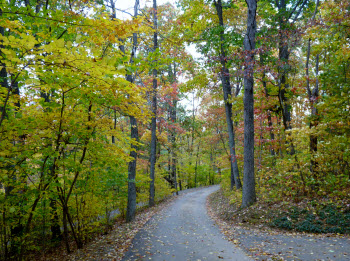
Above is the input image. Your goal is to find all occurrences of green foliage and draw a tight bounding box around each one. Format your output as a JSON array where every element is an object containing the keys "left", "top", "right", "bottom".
[
  {"left": 0, "top": 0, "right": 154, "bottom": 258},
  {"left": 272, "top": 205, "right": 350, "bottom": 234},
  {"left": 1, "top": 0, "right": 350, "bottom": 258}
]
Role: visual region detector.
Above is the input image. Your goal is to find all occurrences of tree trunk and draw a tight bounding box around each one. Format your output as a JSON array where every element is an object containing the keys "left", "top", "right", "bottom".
[
  {"left": 125, "top": 0, "right": 140, "bottom": 223},
  {"left": 306, "top": 46, "right": 319, "bottom": 176},
  {"left": 0, "top": 8, "right": 9, "bottom": 127},
  {"left": 214, "top": 0, "right": 241, "bottom": 190},
  {"left": 276, "top": 0, "right": 308, "bottom": 154},
  {"left": 170, "top": 63, "right": 178, "bottom": 194},
  {"left": 149, "top": 0, "right": 158, "bottom": 207},
  {"left": 277, "top": 0, "right": 292, "bottom": 134},
  {"left": 242, "top": 0, "right": 257, "bottom": 208},
  {"left": 50, "top": 199, "right": 62, "bottom": 242},
  {"left": 194, "top": 142, "right": 200, "bottom": 187},
  {"left": 305, "top": 0, "right": 319, "bottom": 178},
  {"left": 127, "top": 113, "right": 138, "bottom": 222},
  {"left": 260, "top": 56, "right": 275, "bottom": 158},
  {"left": 112, "top": 0, "right": 140, "bottom": 221},
  {"left": 310, "top": 54, "right": 319, "bottom": 175},
  {"left": 170, "top": 100, "right": 178, "bottom": 194}
]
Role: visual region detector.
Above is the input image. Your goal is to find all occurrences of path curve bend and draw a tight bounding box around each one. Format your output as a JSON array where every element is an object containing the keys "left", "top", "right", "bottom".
[{"left": 123, "top": 185, "right": 252, "bottom": 261}]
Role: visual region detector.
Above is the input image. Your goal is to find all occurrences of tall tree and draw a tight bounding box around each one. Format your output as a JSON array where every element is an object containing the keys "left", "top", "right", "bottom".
[
  {"left": 109, "top": 0, "right": 140, "bottom": 222},
  {"left": 305, "top": 0, "right": 319, "bottom": 177},
  {"left": 275, "top": 0, "right": 308, "bottom": 154},
  {"left": 149, "top": 0, "right": 158, "bottom": 207},
  {"left": 242, "top": 0, "right": 257, "bottom": 208},
  {"left": 168, "top": 62, "right": 178, "bottom": 194},
  {"left": 126, "top": 0, "right": 140, "bottom": 222},
  {"left": 213, "top": 0, "right": 242, "bottom": 190}
]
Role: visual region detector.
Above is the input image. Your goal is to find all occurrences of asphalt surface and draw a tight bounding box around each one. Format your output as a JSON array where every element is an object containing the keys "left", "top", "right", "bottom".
[
  {"left": 122, "top": 185, "right": 252, "bottom": 261},
  {"left": 233, "top": 226, "right": 350, "bottom": 260}
]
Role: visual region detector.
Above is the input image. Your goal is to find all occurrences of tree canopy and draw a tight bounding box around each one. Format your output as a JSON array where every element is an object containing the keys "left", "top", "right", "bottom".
[{"left": 0, "top": 0, "right": 349, "bottom": 259}]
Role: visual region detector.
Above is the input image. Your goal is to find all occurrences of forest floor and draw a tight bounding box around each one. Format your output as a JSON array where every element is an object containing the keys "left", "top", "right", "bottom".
[
  {"left": 207, "top": 189, "right": 350, "bottom": 260},
  {"left": 39, "top": 186, "right": 350, "bottom": 261},
  {"left": 39, "top": 186, "right": 231, "bottom": 261}
]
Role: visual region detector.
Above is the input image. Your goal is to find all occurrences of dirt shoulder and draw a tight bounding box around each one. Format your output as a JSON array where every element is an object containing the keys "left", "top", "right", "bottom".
[{"left": 207, "top": 189, "right": 350, "bottom": 261}]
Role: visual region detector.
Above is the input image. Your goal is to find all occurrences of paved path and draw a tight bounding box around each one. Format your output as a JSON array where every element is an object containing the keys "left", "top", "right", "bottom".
[
  {"left": 122, "top": 185, "right": 252, "bottom": 261},
  {"left": 233, "top": 226, "right": 350, "bottom": 260}
]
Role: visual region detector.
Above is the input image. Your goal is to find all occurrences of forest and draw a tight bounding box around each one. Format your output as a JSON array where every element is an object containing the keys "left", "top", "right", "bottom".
[{"left": 0, "top": 0, "right": 349, "bottom": 259}]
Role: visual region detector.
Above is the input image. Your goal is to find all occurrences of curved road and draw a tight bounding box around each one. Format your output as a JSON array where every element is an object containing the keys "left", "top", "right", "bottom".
[{"left": 123, "top": 185, "right": 252, "bottom": 261}]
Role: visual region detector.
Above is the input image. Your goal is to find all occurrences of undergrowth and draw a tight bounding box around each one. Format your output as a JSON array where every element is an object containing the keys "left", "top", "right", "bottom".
[
  {"left": 218, "top": 175, "right": 350, "bottom": 235},
  {"left": 272, "top": 204, "right": 350, "bottom": 234}
]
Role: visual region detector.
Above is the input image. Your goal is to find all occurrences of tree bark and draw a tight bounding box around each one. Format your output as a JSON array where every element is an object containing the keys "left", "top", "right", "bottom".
[
  {"left": 149, "top": 0, "right": 158, "bottom": 207},
  {"left": 127, "top": 112, "right": 138, "bottom": 221},
  {"left": 50, "top": 198, "right": 62, "bottom": 242},
  {"left": 112, "top": 0, "right": 140, "bottom": 221},
  {"left": 170, "top": 63, "right": 178, "bottom": 195},
  {"left": 242, "top": 0, "right": 257, "bottom": 208},
  {"left": 125, "top": 0, "right": 140, "bottom": 223},
  {"left": 305, "top": 0, "right": 319, "bottom": 178},
  {"left": 276, "top": 0, "right": 308, "bottom": 155},
  {"left": 214, "top": 0, "right": 242, "bottom": 190},
  {"left": 0, "top": 8, "right": 9, "bottom": 127},
  {"left": 260, "top": 56, "right": 275, "bottom": 158},
  {"left": 194, "top": 142, "right": 200, "bottom": 187}
]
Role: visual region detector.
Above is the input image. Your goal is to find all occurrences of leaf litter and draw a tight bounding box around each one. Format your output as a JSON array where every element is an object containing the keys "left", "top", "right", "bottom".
[
  {"left": 207, "top": 189, "right": 350, "bottom": 260},
  {"left": 34, "top": 196, "right": 177, "bottom": 261}
]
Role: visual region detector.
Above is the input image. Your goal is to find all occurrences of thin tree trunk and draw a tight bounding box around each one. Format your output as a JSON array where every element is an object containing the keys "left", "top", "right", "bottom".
[
  {"left": 63, "top": 203, "right": 83, "bottom": 249},
  {"left": 242, "top": 0, "right": 257, "bottom": 208},
  {"left": 194, "top": 142, "right": 200, "bottom": 187},
  {"left": 0, "top": 7, "right": 9, "bottom": 128},
  {"left": 149, "top": 0, "right": 158, "bottom": 207},
  {"left": 276, "top": 0, "right": 307, "bottom": 154},
  {"left": 305, "top": 0, "right": 319, "bottom": 178},
  {"left": 125, "top": 0, "right": 140, "bottom": 223},
  {"left": 277, "top": 0, "right": 292, "bottom": 135},
  {"left": 260, "top": 56, "right": 276, "bottom": 158},
  {"left": 111, "top": 0, "right": 140, "bottom": 221},
  {"left": 40, "top": 92, "right": 62, "bottom": 242},
  {"left": 112, "top": 108, "right": 116, "bottom": 144},
  {"left": 127, "top": 114, "right": 138, "bottom": 221},
  {"left": 310, "top": 54, "right": 319, "bottom": 173},
  {"left": 170, "top": 63, "right": 178, "bottom": 194},
  {"left": 214, "top": 0, "right": 241, "bottom": 190},
  {"left": 62, "top": 206, "right": 70, "bottom": 253},
  {"left": 50, "top": 199, "right": 62, "bottom": 242}
]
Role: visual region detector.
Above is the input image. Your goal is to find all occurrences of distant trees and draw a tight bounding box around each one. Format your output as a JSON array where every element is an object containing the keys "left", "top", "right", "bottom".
[{"left": 178, "top": 0, "right": 349, "bottom": 207}]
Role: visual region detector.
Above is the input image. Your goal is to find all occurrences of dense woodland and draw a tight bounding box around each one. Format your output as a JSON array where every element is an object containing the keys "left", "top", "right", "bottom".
[{"left": 0, "top": 0, "right": 349, "bottom": 259}]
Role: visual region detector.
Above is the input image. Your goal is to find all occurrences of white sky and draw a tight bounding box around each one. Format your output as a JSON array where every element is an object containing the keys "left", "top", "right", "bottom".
[{"left": 115, "top": 0, "right": 177, "bottom": 19}]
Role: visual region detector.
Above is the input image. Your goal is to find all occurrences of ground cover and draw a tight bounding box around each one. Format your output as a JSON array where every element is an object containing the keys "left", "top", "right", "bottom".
[{"left": 207, "top": 189, "right": 350, "bottom": 260}]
